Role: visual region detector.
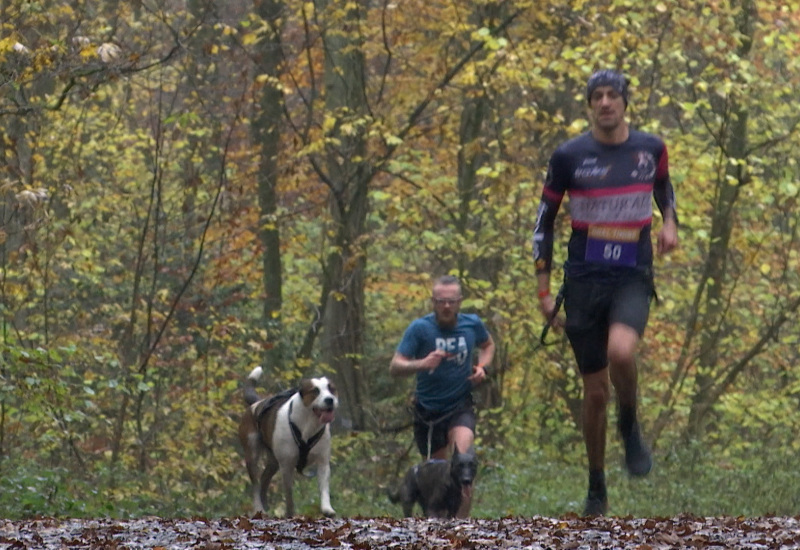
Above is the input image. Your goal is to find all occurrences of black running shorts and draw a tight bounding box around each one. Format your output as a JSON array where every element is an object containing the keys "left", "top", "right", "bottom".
[
  {"left": 563, "top": 274, "right": 653, "bottom": 375},
  {"left": 413, "top": 397, "right": 476, "bottom": 458}
]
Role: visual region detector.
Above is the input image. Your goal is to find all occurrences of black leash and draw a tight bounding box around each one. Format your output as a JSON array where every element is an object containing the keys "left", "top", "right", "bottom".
[
  {"left": 539, "top": 284, "right": 565, "bottom": 346},
  {"left": 537, "top": 275, "right": 657, "bottom": 347}
]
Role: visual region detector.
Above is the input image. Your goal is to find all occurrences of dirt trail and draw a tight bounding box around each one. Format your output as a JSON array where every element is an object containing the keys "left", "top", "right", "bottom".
[{"left": 2, "top": 514, "right": 800, "bottom": 549}]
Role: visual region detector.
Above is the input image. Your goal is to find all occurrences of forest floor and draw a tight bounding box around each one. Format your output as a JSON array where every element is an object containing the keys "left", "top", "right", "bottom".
[{"left": 2, "top": 514, "right": 800, "bottom": 549}]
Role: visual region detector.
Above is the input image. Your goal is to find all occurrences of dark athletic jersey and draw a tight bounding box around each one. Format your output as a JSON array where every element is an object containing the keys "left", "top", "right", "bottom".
[{"left": 533, "top": 129, "right": 677, "bottom": 280}]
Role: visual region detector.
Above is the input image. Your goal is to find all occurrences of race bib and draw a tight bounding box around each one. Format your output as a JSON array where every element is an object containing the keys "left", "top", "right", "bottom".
[{"left": 585, "top": 225, "right": 639, "bottom": 267}]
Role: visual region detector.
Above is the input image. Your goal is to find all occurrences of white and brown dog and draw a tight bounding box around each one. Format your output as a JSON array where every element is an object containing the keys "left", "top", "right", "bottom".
[{"left": 238, "top": 366, "right": 338, "bottom": 517}]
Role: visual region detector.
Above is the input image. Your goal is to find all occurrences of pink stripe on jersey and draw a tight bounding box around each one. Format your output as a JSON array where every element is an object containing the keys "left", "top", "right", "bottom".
[
  {"left": 542, "top": 187, "right": 564, "bottom": 204},
  {"left": 569, "top": 183, "right": 653, "bottom": 198}
]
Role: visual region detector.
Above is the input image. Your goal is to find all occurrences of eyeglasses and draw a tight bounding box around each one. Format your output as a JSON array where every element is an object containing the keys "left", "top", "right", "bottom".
[{"left": 432, "top": 298, "right": 461, "bottom": 306}]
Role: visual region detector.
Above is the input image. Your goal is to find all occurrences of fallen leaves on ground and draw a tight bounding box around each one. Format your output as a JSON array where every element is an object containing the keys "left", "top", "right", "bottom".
[{"left": 2, "top": 514, "right": 800, "bottom": 549}]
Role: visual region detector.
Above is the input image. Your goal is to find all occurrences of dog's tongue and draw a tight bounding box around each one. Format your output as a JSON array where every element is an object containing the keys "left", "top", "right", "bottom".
[{"left": 318, "top": 409, "right": 335, "bottom": 424}]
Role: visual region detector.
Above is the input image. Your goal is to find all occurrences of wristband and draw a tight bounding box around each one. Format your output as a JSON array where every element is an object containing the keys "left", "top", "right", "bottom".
[{"left": 537, "top": 289, "right": 550, "bottom": 299}]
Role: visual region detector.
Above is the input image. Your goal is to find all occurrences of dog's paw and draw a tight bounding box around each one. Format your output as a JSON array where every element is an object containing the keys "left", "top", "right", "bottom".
[{"left": 321, "top": 506, "right": 336, "bottom": 518}]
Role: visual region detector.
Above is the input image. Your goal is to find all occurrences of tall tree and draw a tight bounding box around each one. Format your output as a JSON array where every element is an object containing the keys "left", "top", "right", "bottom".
[
  {"left": 252, "top": 0, "right": 287, "bottom": 371},
  {"left": 648, "top": 0, "right": 800, "bottom": 441},
  {"left": 314, "top": 0, "right": 372, "bottom": 429}
]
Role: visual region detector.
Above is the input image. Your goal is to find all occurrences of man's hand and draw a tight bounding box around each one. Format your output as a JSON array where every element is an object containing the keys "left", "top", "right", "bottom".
[
  {"left": 468, "top": 364, "right": 487, "bottom": 385},
  {"left": 419, "top": 349, "right": 450, "bottom": 373},
  {"left": 657, "top": 218, "right": 678, "bottom": 255},
  {"left": 538, "top": 293, "right": 564, "bottom": 329}
]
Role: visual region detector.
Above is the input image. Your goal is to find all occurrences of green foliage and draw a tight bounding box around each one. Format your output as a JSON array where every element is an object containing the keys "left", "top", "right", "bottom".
[
  {"left": 256, "top": 434, "right": 800, "bottom": 519},
  {"left": 0, "top": 465, "right": 97, "bottom": 518},
  {"left": 5, "top": 427, "right": 799, "bottom": 519}
]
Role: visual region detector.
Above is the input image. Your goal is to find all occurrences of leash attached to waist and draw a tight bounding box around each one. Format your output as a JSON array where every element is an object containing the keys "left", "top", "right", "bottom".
[{"left": 412, "top": 403, "right": 461, "bottom": 461}]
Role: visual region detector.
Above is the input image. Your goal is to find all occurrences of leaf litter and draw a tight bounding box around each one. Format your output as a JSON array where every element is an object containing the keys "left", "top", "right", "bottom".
[{"left": 2, "top": 514, "right": 800, "bottom": 549}]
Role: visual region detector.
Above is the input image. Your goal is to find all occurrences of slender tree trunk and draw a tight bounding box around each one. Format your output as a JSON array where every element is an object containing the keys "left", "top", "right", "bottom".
[
  {"left": 316, "top": 0, "right": 370, "bottom": 430},
  {"left": 456, "top": 2, "right": 504, "bottom": 408},
  {"left": 253, "top": 0, "right": 285, "bottom": 371},
  {"left": 686, "top": 0, "right": 754, "bottom": 438}
]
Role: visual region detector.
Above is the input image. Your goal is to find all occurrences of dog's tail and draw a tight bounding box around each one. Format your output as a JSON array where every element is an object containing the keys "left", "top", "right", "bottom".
[{"left": 243, "top": 366, "right": 263, "bottom": 406}]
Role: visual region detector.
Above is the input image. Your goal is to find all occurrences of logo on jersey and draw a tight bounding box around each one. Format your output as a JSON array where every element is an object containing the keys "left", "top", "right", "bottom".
[
  {"left": 435, "top": 337, "right": 468, "bottom": 365},
  {"left": 631, "top": 151, "right": 656, "bottom": 180},
  {"left": 574, "top": 157, "right": 611, "bottom": 180}
]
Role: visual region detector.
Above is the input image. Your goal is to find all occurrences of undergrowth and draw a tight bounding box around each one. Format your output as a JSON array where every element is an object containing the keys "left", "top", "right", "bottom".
[{"left": 2, "top": 432, "right": 798, "bottom": 519}]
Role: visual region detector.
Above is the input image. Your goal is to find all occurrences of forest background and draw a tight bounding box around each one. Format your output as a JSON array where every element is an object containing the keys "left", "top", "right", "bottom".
[{"left": 1, "top": 0, "right": 799, "bottom": 520}]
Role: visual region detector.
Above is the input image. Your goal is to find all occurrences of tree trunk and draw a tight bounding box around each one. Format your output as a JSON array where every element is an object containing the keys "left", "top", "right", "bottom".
[
  {"left": 456, "top": 2, "right": 505, "bottom": 409},
  {"left": 685, "top": 0, "right": 754, "bottom": 438},
  {"left": 316, "top": 0, "right": 371, "bottom": 430},
  {"left": 252, "top": 0, "right": 285, "bottom": 372}
]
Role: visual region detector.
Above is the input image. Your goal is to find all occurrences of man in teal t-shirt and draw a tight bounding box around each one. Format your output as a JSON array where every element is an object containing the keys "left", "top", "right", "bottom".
[{"left": 390, "top": 275, "right": 495, "bottom": 518}]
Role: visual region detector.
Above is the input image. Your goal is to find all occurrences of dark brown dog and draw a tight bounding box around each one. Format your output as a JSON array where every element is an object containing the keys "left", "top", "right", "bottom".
[
  {"left": 238, "top": 366, "right": 338, "bottom": 517},
  {"left": 389, "top": 447, "right": 478, "bottom": 518}
]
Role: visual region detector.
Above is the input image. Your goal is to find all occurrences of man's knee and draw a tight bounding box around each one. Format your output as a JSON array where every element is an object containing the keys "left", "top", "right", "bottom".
[
  {"left": 607, "top": 324, "right": 639, "bottom": 366},
  {"left": 449, "top": 425, "right": 475, "bottom": 453},
  {"left": 583, "top": 373, "right": 611, "bottom": 409}
]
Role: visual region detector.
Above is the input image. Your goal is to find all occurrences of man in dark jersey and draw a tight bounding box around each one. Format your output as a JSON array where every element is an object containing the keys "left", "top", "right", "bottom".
[
  {"left": 533, "top": 70, "right": 679, "bottom": 516},
  {"left": 390, "top": 275, "right": 495, "bottom": 518}
]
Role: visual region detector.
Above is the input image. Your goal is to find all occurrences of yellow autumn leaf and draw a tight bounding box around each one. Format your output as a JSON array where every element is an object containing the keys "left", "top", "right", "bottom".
[
  {"left": 322, "top": 115, "right": 337, "bottom": 134},
  {"left": 0, "top": 37, "right": 16, "bottom": 52},
  {"left": 760, "top": 264, "right": 771, "bottom": 275}
]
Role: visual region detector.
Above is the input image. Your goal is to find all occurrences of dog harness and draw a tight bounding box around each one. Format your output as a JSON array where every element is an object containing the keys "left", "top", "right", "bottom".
[
  {"left": 288, "top": 400, "right": 327, "bottom": 474},
  {"left": 254, "top": 387, "right": 296, "bottom": 423}
]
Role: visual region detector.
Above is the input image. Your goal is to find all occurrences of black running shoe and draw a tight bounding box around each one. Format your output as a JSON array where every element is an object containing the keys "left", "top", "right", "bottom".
[
  {"left": 623, "top": 422, "right": 652, "bottom": 477},
  {"left": 583, "top": 490, "right": 608, "bottom": 516}
]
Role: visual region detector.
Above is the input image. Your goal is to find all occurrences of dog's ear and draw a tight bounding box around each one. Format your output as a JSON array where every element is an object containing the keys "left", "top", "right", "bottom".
[{"left": 299, "top": 379, "right": 320, "bottom": 406}]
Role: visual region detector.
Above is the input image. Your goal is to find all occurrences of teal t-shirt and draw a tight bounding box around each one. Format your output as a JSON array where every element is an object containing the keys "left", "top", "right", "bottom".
[{"left": 396, "top": 312, "right": 490, "bottom": 413}]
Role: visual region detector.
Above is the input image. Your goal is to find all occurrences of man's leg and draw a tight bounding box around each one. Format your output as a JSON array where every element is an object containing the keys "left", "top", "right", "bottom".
[
  {"left": 563, "top": 277, "right": 613, "bottom": 516},
  {"left": 608, "top": 322, "right": 651, "bottom": 476},
  {"left": 415, "top": 414, "right": 449, "bottom": 460},
  {"left": 582, "top": 369, "right": 611, "bottom": 515},
  {"left": 449, "top": 425, "right": 475, "bottom": 518},
  {"left": 608, "top": 323, "right": 639, "bottom": 409}
]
